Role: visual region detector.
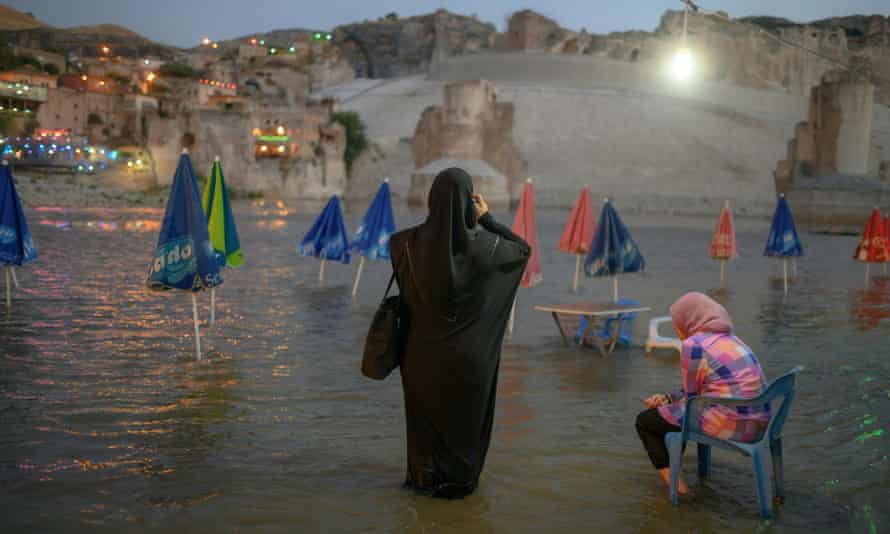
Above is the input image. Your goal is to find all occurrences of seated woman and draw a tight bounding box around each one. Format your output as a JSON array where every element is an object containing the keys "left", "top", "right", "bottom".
[{"left": 635, "top": 292, "right": 769, "bottom": 495}]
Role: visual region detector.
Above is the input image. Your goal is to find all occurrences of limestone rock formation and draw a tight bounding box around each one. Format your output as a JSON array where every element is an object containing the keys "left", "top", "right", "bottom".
[
  {"left": 333, "top": 10, "right": 497, "bottom": 78},
  {"left": 410, "top": 80, "right": 526, "bottom": 205},
  {"left": 776, "top": 74, "right": 890, "bottom": 227}
]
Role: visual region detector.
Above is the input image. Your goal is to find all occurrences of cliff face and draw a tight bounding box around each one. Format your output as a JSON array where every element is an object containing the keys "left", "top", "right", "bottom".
[
  {"left": 501, "top": 9, "right": 890, "bottom": 105},
  {"left": 333, "top": 10, "right": 497, "bottom": 78}
]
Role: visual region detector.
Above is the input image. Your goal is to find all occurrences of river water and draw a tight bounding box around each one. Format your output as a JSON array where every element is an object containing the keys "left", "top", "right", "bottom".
[{"left": 1, "top": 202, "right": 887, "bottom": 533}]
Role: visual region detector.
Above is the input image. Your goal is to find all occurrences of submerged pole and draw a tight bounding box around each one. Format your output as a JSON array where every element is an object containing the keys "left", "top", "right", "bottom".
[
  {"left": 573, "top": 254, "right": 581, "bottom": 292},
  {"left": 352, "top": 256, "right": 366, "bottom": 298},
  {"left": 319, "top": 259, "right": 326, "bottom": 286},
  {"left": 783, "top": 258, "right": 788, "bottom": 295},
  {"left": 210, "top": 287, "right": 216, "bottom": 326},
  {"left": 10, "top": 266, "right": 18, "bottom": 288},
  {"left": 192, "top": 293, "right": 202, "bottom": 360}
]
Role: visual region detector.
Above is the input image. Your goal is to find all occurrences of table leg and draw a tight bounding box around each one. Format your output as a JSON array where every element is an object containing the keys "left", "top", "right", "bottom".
[
  {"left": 607, "top": 314, "right": 622, "bottom": 353},
  {"left": 551, "top": 312, "right": 569, "bottom": 347},
  {"left": 580, "top": 315, "right": 608, "bottom": 356}
]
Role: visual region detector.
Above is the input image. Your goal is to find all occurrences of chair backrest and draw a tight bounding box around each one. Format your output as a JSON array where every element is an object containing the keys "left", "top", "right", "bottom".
[
  {"left": 762, "top": 367, "right": 802, "bottom": 441},
  {"left": 616, "top": 299, "right": 640, "bottom": 335}
]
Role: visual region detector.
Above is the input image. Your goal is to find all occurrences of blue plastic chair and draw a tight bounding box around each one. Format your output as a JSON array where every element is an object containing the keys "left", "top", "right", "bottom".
[
  {"left": 665, "top": 366, "right": 802, "bottom": 519},
  {"left": 574, "top": 298, "right": 640, "bottom": 347}
]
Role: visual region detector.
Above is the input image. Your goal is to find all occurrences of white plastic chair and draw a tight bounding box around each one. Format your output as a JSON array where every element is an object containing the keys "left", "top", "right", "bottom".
[{"left": 645, "top": 316, "right": 682, "bottom": 354}]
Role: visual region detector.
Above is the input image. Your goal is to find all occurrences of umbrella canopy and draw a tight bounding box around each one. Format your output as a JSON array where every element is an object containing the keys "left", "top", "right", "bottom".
[
  {"left": 584, "top": 199, "right": 645, "bottom": 277},
  {"left": 202, "top": 158, "right": 243, "bottom": 268},
  {"left": 0, "top": 162, "right": 37, "bottom": 266},
  {"left": 512, "top": 180, "right": 542, "bottom": 287},
  {"left": 885, "top": 216, "right": 890, "bottom": 253},
  {"left": 147, "top": 152, "right": 222, "bottom": 291},
  {"left": 709, "top": 200, "right": 737, "bottom": 260},
  {"left": 351, "top": 181, "right": 396, "bottom": 260},
  {"left": 764, "top": 195, "right": 804, "bottom": 257},
  {"left": 559, "top": 186, "right": 596, "bottom": 255},
  {"left": 300, "top": 195, "right": 350, "bottom": 264},
  {"left": 854, "top": 207, "right": 890, "bottom": 263}
]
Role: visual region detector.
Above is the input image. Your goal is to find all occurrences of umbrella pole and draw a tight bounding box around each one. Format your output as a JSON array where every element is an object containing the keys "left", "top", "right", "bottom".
[
  {"left": 4, "top": 266, "right": 10, "bottom": 309},
  {"left": 720, "top": 260, "right": 725, "bottom": 285},
  {"left": 210, "top": 288, "right": 216, "bottom": 326},
  {"left": 10, "top": 266, "right": 18, "bottom": 288},
  {"left": 866, "top": 263, "right": 870, "bottom": 285},
  {"left": 783, "top": 258, "right": 788, "bottom": 295},
  {"left": 573, "top": 255, "right": 581, "bottom": 292},
  {"left": 192, "top": 293, "right": 202, "bottom": 360},
  {"left": 352, "top": 256, "right": 365, "bottom": 298},
  {"left": 319, "top": 259, "right": 326, "bottom": 286},
  {"left": 508, "top": 297, "right": 516, "bottom": 336},
  {"left": 612, "top": 275, "right": 618, "bottom": 303}
]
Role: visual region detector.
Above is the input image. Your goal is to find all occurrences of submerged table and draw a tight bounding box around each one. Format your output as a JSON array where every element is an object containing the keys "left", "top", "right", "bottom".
[{"left": 534, "top": 302, "right": 652, "bottom": 356}]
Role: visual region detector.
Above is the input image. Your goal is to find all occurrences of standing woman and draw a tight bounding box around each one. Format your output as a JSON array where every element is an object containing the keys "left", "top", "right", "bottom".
[{"left": 390, "top": 167, "right": 530, "bottom": 498}]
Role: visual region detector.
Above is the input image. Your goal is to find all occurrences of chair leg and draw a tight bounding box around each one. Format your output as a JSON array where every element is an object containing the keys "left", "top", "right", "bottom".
[
  {"left": 771, "top": 438, "right": 785, "bottom": 505},
  {"left": 752, "top": 449, "right": 775, "bottom": 519},
  {"left": 666, "top": 433, "right": 683, "bottom": 506},
  {"left": 697, "top": 444, "right": 711, "bottom": 479}
]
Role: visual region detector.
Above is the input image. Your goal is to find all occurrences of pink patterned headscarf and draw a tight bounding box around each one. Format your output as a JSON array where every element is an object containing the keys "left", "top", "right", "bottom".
[{"left": 670, "top": 292, "right": 733, "bottom": 336}]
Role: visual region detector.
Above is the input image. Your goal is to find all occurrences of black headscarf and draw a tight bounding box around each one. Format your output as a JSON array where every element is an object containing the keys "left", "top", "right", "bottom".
[{"left": 412, "top": 168, "right": 478, "bottom": 314}]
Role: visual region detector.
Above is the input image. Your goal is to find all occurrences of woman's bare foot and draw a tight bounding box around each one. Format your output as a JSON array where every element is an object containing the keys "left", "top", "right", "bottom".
[{"left": 658, "top": 468, "right": 689, "bottom": 495}]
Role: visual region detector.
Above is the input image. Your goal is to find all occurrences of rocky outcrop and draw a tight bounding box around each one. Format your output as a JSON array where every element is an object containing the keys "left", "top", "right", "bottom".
[
  {"left": 501, "top": 9, "right": 890, "bottom": 105},
  {"left": 333, "top": 10, "right": 497, "bottom": 78},
  {"left": 410, "top": 80, "right": 526, "bottom": 204}
]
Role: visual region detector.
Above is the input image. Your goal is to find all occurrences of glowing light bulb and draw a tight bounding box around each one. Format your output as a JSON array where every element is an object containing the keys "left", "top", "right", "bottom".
[{"left": 670, "top": 48, "right": 695, "bottom": 81}]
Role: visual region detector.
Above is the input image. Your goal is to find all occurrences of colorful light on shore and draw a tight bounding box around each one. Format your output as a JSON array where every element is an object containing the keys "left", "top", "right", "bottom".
[{"left": 202, "top": 37, "right": 211, "bottom": 46}]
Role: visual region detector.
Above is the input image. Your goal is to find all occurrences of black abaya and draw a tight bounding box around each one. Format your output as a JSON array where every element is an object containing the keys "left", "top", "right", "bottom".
[{"left": 389, "top": 168, "right": 530, "bottom": 498}]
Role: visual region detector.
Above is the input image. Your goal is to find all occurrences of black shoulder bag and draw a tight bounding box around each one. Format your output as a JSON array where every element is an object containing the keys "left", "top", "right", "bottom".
[{"left": 361, "top": 253, "right": 407, "bottom": 380}]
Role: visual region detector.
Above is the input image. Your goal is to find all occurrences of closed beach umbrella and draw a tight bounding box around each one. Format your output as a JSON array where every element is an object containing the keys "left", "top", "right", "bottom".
[
  {"left": 559, "top": 186, "right": 596, "bottom": 292},
  {"left": 853, "top": 207, "right": 890, "bottom": 283},
  {"left": 763, "top": 194, "right": 803, "bottom": 295},
  {"left": 300, "top": 195, "right": 350, "bottom": 285},
  {"left": 709, "top": 200, "right": 737, "bottom": 285},
  {"left": 350, "top": 179, "right": 396, "bottom": 297},
  {"left": 885, "top": 215, "right": 890, "bottom": 275},
  {"left": 147, "top": 150, "right": 222, "bottom": 359},
  {"left": 0, "top": 161, "right": 37, "bottom": 309},
  {"left": 202, "top": 156, "right": 242, "bottom": 325},
  {"left": 584, "top": 198, "right": 645, "bottom": 302},
  {"left": 508, "top": 179, "right": 542, "bottom": 334}
]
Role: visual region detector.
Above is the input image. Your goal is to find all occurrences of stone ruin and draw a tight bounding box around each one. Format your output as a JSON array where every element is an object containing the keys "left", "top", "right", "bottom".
[
  {"left": 409, "top": 80, "right": 527, "bottom": 205},
  {"left": 775, "top": 71, "right": 890, "bottom": 227}
]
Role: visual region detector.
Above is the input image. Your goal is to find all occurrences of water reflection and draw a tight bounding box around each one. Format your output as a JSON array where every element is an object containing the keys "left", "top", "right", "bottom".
[{"left": 850, "top": 278, "right": 890, "bottom": 331}]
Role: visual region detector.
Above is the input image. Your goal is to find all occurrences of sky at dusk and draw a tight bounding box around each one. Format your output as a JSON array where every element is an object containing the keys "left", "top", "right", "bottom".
[{"left": 8, "top": 0, "right": 890, "bottom": 48}]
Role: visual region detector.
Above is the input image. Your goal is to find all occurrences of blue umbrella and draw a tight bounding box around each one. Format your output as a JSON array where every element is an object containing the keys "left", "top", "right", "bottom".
[
  {"left": 764, "top": 193, "right": 803, "bottom": 294},
  {"left": 300, "top": 195, "right": 350, "bottom": 284},
  {"left": 146, "top": 150, "right": 222, "bottom": 358},
  {"left": 584, "top": 198, "right": 645, "bottom": 302},
  {"left": 0, "top": 161, "right": 37, "bottom": 308},
  {"left": 350, "top": 180, "right": 396, "bottom": 297}
]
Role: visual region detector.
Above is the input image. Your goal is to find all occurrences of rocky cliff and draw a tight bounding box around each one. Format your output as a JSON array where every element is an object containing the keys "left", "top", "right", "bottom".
[{"left": 332, "top": 10, "right": 498, "bottom": 78}]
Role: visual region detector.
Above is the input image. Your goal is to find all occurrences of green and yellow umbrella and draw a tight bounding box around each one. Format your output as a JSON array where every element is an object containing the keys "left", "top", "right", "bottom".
[{"left": 202, "top": 156, "right": 243, "bottom": 325}]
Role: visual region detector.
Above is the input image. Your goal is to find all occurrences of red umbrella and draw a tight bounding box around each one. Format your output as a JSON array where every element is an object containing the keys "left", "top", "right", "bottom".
[
  {"left": 709, "top": 200, "right": 737, "bottom": 284},
  {"left": 509, "top": 179, "right": 542, "bottom": 334},
  {"left": 854, "top": 207, "right": 890, "bottom": 283},
  {"left": 559, "top": 186, "right": 596, "bottom": 292},
  {"left": 885, "top": 215, "right": 890, "bottom": 274}
]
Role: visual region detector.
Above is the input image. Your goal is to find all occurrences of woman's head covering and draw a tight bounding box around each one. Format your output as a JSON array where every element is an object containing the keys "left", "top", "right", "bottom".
[
  {"left": 406, "top": 168, "right": 477, "bottom": 313},
  {"left": 670, "top": 292, "right": 733, "bottom": 337}
]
